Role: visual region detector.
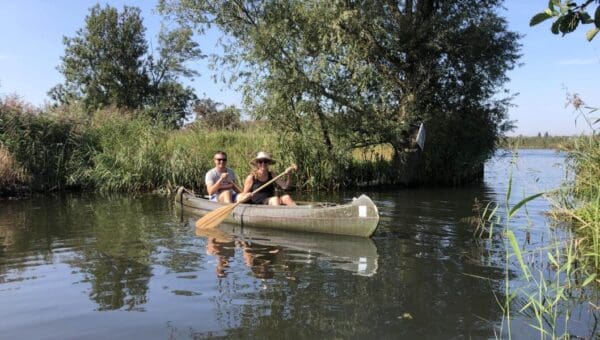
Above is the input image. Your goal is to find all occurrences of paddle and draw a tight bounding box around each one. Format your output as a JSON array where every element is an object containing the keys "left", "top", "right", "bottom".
[
  {"left": 196, "top": 166, "right": 295, "bottom": 229},
  {"left": 416, "top": 123, "right": 426, "bottom": 150}
]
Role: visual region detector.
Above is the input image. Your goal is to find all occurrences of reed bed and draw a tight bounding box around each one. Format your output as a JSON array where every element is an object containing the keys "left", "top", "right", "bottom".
[
  {"left": 0, "top": 145, "right": 29, "bottom": 193},
  {"left": 1, "top": 100, "right": 421, "bottom": 194},
  {"left": 475, "top": 151, "right": 599, "bottom": 339}
]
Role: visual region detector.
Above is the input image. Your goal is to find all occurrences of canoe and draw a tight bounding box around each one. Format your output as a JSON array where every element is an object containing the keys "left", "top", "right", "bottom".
[
  {"left": 175, "top": 187, "right": 379, "bottom": 237},
  {"left": 193, "top": 221, "right": 379, "bottom": 276}
]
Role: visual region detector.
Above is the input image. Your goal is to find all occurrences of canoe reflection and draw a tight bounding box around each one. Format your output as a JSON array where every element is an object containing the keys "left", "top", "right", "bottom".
[{"left": 194, "top": 220, "right": 379, "bottom": 278}]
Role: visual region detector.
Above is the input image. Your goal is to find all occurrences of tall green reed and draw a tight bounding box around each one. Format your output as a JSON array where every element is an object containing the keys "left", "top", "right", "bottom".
[{"left": 476, "top": 152, "right": 598, "bottom": 339}]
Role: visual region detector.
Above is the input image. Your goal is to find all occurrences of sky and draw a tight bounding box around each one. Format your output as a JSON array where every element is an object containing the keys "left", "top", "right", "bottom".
[{"left": 0, "top": 0, "right": 598, "bottom": 136}]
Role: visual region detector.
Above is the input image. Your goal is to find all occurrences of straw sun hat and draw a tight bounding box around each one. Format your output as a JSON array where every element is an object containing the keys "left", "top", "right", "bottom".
[{"left": 250, "top": 151, "right": 276, "bottom": 166}]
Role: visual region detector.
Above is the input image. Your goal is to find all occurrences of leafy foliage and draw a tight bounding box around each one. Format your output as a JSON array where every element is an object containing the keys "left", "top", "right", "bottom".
[
  {"left": 530, "top": 0, "right": 600, "bottom": 41},
  {"left": 49, "top": 4, "right": 202, "bottom": 127},
  {"left": 159, "top": 0, "right": 521, "bottom": 184},
  {"left": 193, "top": 98, "right": 241, "bottom": 130},
  {"left": 0, "top": 98, "right": 94, "bottom": 192}
]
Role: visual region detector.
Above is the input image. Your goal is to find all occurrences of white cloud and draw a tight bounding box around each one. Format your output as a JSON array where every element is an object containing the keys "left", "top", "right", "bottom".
[{"left": 556, "top": 58, "right": 600, "bottom": 65}]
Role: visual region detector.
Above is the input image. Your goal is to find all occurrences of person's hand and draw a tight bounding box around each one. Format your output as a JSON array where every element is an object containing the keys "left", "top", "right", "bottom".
[
  {"left": 238, "top": 193, "right": 252, "bottom": 202},
  {"left": 219, "top": 173, "right": 229, "bottom": 181},
  {"left": 285, "top": 164, "right": 297, "bottom": 174}
]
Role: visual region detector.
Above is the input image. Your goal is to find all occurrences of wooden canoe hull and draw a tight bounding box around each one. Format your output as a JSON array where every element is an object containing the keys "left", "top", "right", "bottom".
[{"left": 175, "top": 187, "right": 379, "bottom": 237}]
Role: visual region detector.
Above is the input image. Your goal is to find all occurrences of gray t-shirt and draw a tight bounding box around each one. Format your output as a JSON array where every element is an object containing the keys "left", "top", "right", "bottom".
[{"left": 205, "top": 167, "right": 239, "bottom": 194}]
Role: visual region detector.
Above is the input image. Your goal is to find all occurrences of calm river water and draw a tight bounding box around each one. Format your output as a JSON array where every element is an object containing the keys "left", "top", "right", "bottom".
[{"left": 0, "top": 149, "right": 594, "bottom": 339}]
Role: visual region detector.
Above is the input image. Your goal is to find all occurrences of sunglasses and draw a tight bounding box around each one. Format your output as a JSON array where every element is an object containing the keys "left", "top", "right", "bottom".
[
  {"left": 257, "top": 159, "right": 270, "bottom": 164},
  {"left": 215, "top": 158, "right": 227, "bottom": 162}
]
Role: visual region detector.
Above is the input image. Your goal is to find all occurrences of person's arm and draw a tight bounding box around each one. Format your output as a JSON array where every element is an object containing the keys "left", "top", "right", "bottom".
[
  {"left": 206, "top": 172, "right": 229, "bottom": 195},
  {"left": 242, "top": 175, "right": 254, "bottom": 193},
  {"left": 275, "top": 165, "right": 297, "bottom": 189},
  {"left": 236, "top": 175, "right": 254, "bottom": 202}
]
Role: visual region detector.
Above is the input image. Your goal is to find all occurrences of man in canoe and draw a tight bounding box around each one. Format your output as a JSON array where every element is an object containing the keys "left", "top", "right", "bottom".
[
  {"left": 205, "top": 151, "right": 242, "bottom": 203},
  {"left": 240, "top": 151, "right": 297, "bottom": 206}
]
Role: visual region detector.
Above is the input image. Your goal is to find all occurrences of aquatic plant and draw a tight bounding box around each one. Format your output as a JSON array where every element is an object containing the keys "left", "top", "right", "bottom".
[{"left": 476, "top": 152, "right": 599, "bottom": 339}]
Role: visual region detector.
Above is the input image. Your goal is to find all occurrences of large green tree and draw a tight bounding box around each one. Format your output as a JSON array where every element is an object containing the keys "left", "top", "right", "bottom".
[
  {"left": 50, "top": 4, "right": 202, "bottom": 127},
  {"left": 160, "top": 0, "right": 521, "bottom": 183}
]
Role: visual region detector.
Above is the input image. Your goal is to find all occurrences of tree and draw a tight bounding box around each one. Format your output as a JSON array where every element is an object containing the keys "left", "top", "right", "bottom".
[
  {"left": 193, "top": 98, "right": 241, "bottom": 130},
  {"left": 50, "top": 4, "right": 202, "bottom": 127},
  {"left": 530, "top": 0, "right": 600, "bottom": 41},
  {"left": 160, "top": 0, "right": 520, "bottom": 183}
]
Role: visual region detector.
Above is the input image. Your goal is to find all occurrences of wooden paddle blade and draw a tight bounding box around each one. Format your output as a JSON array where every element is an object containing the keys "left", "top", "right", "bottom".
[{"left": 195, "top": 203, "right": 236, "bottom": 229}]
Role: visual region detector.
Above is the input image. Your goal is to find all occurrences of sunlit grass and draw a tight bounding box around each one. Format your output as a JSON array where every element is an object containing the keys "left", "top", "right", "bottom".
[
  {"left": 352, "top": 144, "right": 393, "bottom": 161},
  {"left": 0, "top": 145, "right": 29, "bottom": 190}
]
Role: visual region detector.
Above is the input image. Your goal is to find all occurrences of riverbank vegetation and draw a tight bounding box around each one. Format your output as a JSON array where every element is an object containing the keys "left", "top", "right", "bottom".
[
  {"left": 556, "top": 100, "right": 600, "bottom": 275},
  {"left": 159, "top": 0, "right": 521, "bottom": 186},
  {"left": 1, "top": 1, "right": 523, "bottom": 196},
  {"left": 0, "top": 96, "right": 402, "bottom": 194}
]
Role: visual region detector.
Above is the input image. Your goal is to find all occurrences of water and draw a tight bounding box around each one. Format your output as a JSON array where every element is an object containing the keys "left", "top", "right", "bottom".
[{"left": 0, "top": 149, "right": 593, "bottom": 339}]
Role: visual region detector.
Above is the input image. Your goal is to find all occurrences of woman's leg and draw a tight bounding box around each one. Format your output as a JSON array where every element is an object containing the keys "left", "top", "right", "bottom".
[
  {"left": 267, "top": 196, "right": 281, "bottom": 205},
  {"left": 280, "top": 194, "right": 296, "bottom": 206}
]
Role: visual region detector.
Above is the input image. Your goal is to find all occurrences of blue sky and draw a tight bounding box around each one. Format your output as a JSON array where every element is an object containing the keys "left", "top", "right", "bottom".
[{"left": 0, "top": 1, "right": 598, "bottom": 136}]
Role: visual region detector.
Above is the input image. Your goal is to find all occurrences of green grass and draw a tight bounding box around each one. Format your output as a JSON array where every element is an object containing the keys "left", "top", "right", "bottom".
[{"left": 1, "top": 102, "right": 406, "bottom": 194}]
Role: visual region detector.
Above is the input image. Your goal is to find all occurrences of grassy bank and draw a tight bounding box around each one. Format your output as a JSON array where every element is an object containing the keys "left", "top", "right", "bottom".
[{"left": 1, "top": 100, "right": 409, "bottom": 195}]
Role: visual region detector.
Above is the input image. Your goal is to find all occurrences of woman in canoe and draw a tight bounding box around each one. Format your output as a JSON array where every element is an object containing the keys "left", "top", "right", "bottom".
[{"left": 240, "top": 151, "right": 297, "bottom": 206}]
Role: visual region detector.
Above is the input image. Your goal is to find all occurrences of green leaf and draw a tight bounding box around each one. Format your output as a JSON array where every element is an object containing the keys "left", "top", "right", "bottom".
[
  {"left": 586, "top": 27, "right": 600, "bottom": 41},
  {"left": 551, "top": 20, "right": 561, "bottom": 34},
  {"left": 509, "top": 192, "right": 544, "bottom": 219},
  {"left": 559, "top": 12, "right": 578, "bottom": 33},
  {"left": 548, "top": 0, "right": 555, "bottom": 12},
  {"left": 582, "top": 273, "right": 597, "bottom": 287},
  {"left": 595, "top": 6, "right": 600, "bottom": 28},
  {"left": 507, "top": 230, "right": 530, "bottom": 281},
  {"left": 530, "top": 12, "right": 553, "bottom": 26},
  {"left": 580, "top": 12, "right": 594, "bottom": 24},
  {"left": 506, "top": 172, "right": 513, "bottom": 203},
  {"left": 547, "top": 252, "right": 559, "bottom": 268}
]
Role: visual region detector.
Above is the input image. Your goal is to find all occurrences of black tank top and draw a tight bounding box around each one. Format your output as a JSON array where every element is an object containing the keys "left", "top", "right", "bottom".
[{"left": 250, "top": 172, "right": 274, "bottom": 204}]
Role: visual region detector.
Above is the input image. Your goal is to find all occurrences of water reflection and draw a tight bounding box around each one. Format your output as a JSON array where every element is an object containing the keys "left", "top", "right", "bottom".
[{"left": 196, "top": 221, "right": 379, "bottom": 279}]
